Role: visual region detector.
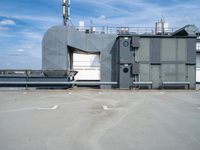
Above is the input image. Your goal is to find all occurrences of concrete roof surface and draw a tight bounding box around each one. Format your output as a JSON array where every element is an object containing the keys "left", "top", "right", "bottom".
[{"left": 0, "top": 89, "right": 200, "bottom": 150}]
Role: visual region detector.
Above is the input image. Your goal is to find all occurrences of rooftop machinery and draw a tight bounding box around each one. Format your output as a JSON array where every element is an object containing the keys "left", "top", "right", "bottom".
[{"left": 42, "top": 0, "right": 197, "bottom": 90}]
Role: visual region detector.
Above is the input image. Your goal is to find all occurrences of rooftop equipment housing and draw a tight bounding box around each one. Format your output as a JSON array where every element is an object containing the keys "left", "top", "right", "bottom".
[
  {"left": 155, "top": 18, "right": 169, "bottom": 35},
  {"left": 41, "top": 0, "right": 197, "bottom": 89},
  {"left": 0, "top": 1, "right": 197, "bottom": 90},
  {"left": 42, "top": 24, "right": 197, "bottom": 89}
]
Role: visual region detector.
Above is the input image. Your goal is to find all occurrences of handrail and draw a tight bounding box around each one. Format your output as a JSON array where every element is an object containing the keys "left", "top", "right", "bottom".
[
  {"left": 71, "top": 26, "right": 180, "bottom": 35},
  {"left": 0, "top": 70, "right": 117, "bottom": 88}
]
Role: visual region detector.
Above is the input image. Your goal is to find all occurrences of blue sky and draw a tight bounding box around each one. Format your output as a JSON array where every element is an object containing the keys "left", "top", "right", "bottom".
[{"left": 0, "top": 0, "right": 199, "bottom": 69}]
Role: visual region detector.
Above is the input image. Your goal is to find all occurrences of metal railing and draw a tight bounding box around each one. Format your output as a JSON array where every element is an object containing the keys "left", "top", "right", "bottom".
[
  {"left": 71, "top": 26, "right": 179, "bottom": 35},
  {"left": 0, "top": 70, "right": 74, "bottom": 77},
  {"left": 0, "top": 70, "right": 117, "bottom": 88}
]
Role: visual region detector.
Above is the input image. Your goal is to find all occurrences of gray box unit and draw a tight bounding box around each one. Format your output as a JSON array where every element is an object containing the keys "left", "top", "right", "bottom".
[
  {"left": 131, "top": 63, "right": 140, "bottom": 75},
  {"left": 119, "top": 64, "right": 131, "bottom": 89},
  {"left": 119, "top": 37, "right": 132, "bottom": 63},
  {"left": 132, "top": 36, "right": 140, "bottom": 48}
]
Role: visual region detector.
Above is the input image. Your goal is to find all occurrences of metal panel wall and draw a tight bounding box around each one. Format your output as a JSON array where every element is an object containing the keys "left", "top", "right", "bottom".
[
  {"left": 177, "top": 39, "right": 186, "bottom": 61},
  {"left": 177, "top": 64, "right": 186, "bottom": 82},
  {"left": 161, "top": 39, "right": 176, "bottom": 61},
  {"left": 132, "top": 36, "right": 140, "bottom": 48},
  {"left": 138, "top": 38, "right": 150, "bottom": 61},
  {"left": 42, "top": 26, "right": 118, "bottom": 89},
  {"left": 119, "top": 37, "right": 132, "bottom": 63},
  {"left": 151, "top": 65, "right": 160, "bottom": 88},
  {"left": 131, "top": 63, "right": 140, "bottom": 75},
  {"left": 187, "top": 38, "right": 196, "bottom": 64},
  {"left": 42, "top": 25, "right": 196, "bottom": 89},
  {"left": 100, "top": 51, "right": 112, "bottom": 89},
  {"left": 140, "top": 64, "right": 150, "bottom": 82},
  {"left": 187, "top": 65, "right": 196, "bottom": 89},
  {"left": 119, "top": 64, "right": 131, "bottom": 89},
  {"left": 161, "top": 64, "right": 176, "bottom": 82},
  {"left": 150, "top": 38, "right": 161, "bottom": 64},
  {"left": 42, "top": 26, "right": 69, "bottom": 70}
]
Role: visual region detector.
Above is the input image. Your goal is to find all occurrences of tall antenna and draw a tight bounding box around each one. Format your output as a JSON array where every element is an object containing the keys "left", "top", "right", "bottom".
[{"left": 62, "top": 0, "right": 70, "bottom": 26}]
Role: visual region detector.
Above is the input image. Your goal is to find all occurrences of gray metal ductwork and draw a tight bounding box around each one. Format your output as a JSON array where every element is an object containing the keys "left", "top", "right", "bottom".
[
  {"left": 42, "top": 26, "right": 117, "bottom": 89},
  {"left": 41, "top": 25, "right": 197, "bottom": 89}
]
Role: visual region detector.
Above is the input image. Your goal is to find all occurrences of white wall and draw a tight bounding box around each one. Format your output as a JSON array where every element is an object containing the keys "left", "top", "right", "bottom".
[
  {"left": 197, "top": 53, "right": 200, "bottom": 82},
  {"left": 73, "top": 53, "right": 100, "bottom": 80},
  {"left": 196, "top": 42, "right": 200, "bottom": 52},
  {"left": 197, "top": 68, "right": 200, "bottom": 82}
]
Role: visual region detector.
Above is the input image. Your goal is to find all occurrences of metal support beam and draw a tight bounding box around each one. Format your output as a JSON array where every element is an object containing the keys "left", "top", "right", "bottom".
[{"left": 0, "top": 81, "right": 117, "bottom": 85}]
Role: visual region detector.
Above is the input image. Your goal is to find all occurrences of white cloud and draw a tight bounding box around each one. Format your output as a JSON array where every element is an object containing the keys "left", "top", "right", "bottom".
[
  {"left": 17, "top": 49, "right": 24, "bottom": 52},
  {"left": 0, "top": 13, "right": 60, "bottom": 24},
  {"left": 0, "top": 19, "right": 16, "bottom": 26},
  {"left": 24, "top": 46, "right": 33, "bottom": 49},
  {"left": 99, "top": 15, "right": 106, "bottom": 20},
  {"left": 73, "top": 0, "right": 200, "bottom": 28},
  {"left": 20, "top": 31, "right": 43, "bottom": 41}
]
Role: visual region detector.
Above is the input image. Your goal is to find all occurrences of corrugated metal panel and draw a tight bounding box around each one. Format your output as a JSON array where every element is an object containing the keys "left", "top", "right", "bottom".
[
  {"left": 131, "top": 63, "right": 139, "bottom": 75},
  {"left": 42, "top": 26, "right": 69, "bottom": 70},
  {"left": 187, "top": 65, "right": 196, "bottom": 89},
  {"left": 140, "top": 64, "right": 150, "bottom": 82},
  {"left": 151, "top": 65, "right": 160, "bottom": 88},
  {"left": 187, "top": 38, "right": 196, "bottom": 64},
  {"left": 131, "top": 36, "right": 140, "bottom": 48},
  {"left": 138, "top": 38, "right": 150, "bottom": 61},
  {"left": 177, "top": 39, "right": 186, "bottom": 61},
  {"left": 177, "top": 64, "right": 186, "bottom": 82},
  {"left": 150, "top": 38, "right": 161, "bottom": 64},
  {"left": 161, "top": 38, "right": 176, "bottom": 61},
  {"left": 161, "top": 64, "right": 176, "bottom": 82}
]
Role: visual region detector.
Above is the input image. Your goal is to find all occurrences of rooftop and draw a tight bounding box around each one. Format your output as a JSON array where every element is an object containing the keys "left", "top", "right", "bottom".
[{"left": 0, "top": 89, "right": 200, "bottom": 150}]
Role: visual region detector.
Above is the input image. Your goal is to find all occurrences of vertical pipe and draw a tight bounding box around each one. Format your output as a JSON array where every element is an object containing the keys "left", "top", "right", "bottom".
[
  {"left": 62, "top": 0, "right": 67, "bottom": 26},
  {"left": 67, "top": 0, "right": 70, "bottom": 21},
  {"left": 63, "top": 0, "right": 70, "bottom": 26}
]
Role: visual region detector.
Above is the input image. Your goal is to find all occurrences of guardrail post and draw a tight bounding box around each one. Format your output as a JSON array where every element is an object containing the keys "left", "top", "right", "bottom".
[{"left": 25, "top": 70, "right": 28, "bottom": 90}]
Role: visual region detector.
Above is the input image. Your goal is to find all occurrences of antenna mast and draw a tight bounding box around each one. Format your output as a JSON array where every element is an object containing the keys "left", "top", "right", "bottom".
[{"left": 62, "top": 0, "right": 70, "bottom": 26}]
